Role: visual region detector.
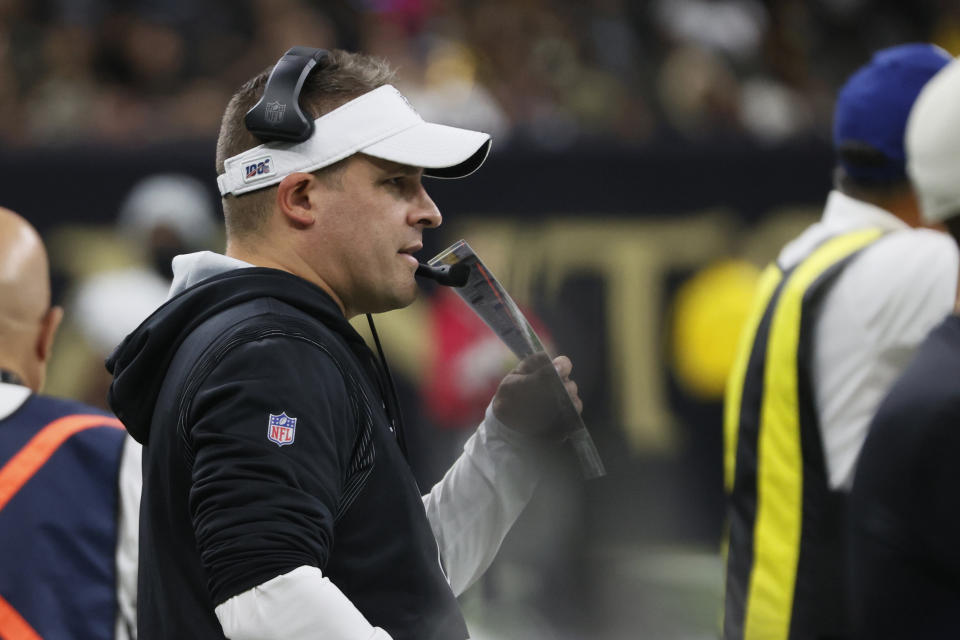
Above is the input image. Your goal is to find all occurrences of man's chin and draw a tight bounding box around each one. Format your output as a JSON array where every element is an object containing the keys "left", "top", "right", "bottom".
[
  {"left": 393, "top": 282, "right": 420, "bottom": 309},
  {"left": 366, "top": 283, "right": 419, "bottom": 314}
]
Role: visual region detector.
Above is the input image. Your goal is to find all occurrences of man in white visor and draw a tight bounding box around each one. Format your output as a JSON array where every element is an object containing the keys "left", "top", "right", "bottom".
[{"left": 107, "top": 48, "right": 583, "bottom": 640}]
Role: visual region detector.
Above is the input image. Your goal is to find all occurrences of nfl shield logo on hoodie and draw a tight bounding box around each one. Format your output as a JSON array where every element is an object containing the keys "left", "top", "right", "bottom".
[{"left": 267, "top": 412, "right": 297, "bottom": 446}]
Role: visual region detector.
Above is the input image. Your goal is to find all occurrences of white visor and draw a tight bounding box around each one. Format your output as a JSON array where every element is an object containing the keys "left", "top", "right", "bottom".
[{"left": 217, "top": 85, "right": 492, "bottom": 196}]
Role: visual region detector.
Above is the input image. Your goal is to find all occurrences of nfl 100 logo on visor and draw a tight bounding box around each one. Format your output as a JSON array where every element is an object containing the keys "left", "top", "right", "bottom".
[
  {"left": 242, "top": 156, "right": 276, "bottom": 183},
  {"left": 267, "top": 412, "right": 297, "bottom": 446}
]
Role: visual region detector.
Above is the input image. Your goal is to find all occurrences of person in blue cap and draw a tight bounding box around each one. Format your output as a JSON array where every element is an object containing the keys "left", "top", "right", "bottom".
[
  {"left": 722, "top": 43, "right": 956, "bottom": 640},
  {"left": 849, "top": 55, "right": 960, "bottom": 639}
]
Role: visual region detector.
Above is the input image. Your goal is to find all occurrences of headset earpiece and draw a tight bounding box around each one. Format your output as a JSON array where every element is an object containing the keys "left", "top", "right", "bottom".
[{"left": 244, "top": 46, "right": 329, "bottom": 143}]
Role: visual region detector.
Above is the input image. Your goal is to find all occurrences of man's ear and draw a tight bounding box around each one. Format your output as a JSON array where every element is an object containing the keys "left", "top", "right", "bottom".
[
  {"left": 36, "top": 305, "right": 63, "bottom": 365},
  {"left": 276, "top": 172, "right": 319, "bottom": 228},
  {"left": 27, "top": 305, "right": 63, "bottom": 394}
]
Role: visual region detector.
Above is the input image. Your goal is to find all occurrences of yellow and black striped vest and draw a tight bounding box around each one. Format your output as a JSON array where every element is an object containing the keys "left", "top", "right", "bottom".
[{"left": 722, "top": 228, "right": 884, "bottom": 640}]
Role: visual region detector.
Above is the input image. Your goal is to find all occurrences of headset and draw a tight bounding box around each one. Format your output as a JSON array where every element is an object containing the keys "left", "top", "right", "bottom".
[
  {"left": 245, "top": 46, "right": 329, "bottom": 143},
  {"left": 245, "top": 46, "right": 467, "bottom": 288}
]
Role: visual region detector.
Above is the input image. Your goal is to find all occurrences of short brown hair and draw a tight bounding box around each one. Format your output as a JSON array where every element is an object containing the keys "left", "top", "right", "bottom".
[{"left": 215, "top": 49, "right": 395, "bottom": 238}]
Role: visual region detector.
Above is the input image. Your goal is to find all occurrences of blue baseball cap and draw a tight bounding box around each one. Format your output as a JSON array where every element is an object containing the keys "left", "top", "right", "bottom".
[{"left": 833, "top": 43, "right": 952, "bottom": 183}]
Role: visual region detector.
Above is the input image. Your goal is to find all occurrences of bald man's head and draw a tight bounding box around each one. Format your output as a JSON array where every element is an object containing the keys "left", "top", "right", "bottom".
[{"left": 0, "top": 208, "right": 62, "bottom": 391}]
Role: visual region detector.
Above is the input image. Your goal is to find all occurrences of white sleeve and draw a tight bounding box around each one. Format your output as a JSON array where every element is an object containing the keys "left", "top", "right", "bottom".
[
  {"left": 115, "top": 435, "right": 142, "bottom": 640},
  {"left": 857, "top": 229, "right": 958, "bottom": 349},
  {"left": 214, "top": 566, "right": 392, "bottom": 640},
  {"left": 422, "top": 402, "right": 547, "bottom": 596},
  {"left": 814, "top": 228, "right": 959, "bottom": 490}
]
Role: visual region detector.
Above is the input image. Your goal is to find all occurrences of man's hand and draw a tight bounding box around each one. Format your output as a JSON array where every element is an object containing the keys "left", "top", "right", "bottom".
[{"left": 491, "top": 353, "right": 582, "bottom": 437}]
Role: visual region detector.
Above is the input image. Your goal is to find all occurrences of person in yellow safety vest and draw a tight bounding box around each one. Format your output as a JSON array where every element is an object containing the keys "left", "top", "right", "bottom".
[
  {"left": 0, "top": 207, "right": 140, "bottom": 639},
  {"left": 723, "top": 44, "right": 957, "bottom": 640}
]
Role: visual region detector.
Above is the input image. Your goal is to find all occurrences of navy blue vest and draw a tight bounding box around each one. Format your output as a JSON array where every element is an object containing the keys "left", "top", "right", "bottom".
[{"left": 0, "top": 393, "right": 125, "bottom": 639}]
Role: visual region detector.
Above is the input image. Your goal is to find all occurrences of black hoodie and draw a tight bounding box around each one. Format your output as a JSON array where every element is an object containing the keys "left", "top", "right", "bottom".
[{"left": 108, "top": 266, "right": 467, "bottom": 639}]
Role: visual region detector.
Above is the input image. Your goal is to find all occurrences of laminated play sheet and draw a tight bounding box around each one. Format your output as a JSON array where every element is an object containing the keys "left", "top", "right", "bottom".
[{"left": 428, "top": 239, "right": 606, "bottom": 479}]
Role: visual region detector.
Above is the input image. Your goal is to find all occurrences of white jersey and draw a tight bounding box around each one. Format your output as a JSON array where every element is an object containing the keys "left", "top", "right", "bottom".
[{"left": 778, "top": 190, "right": 958, "bottom": 490}]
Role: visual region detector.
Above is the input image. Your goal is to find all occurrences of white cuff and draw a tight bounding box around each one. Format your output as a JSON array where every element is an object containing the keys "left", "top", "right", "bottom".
[{"left": 215, "top": 566, "right": 392, "bottom": 640}]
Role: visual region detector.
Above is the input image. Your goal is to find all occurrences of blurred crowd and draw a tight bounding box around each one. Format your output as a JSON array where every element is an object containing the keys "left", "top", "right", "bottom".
[{"left": 2, "top": 0, "right": 959, "bottom": 149}]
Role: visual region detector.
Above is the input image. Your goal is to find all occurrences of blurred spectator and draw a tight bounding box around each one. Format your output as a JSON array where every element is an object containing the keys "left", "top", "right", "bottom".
[
  {"left": 654, "top": 0, "right": 768, "bottom": 61},
  {"left": 421, "top": 288, "right": 513, "bottom": 466},
  {"left": 22, "top": 23, "right": 99, "bottom": 143},
  {"left": 420, "top": 286, "right": 555, "bottom": 479},
  {"left": 0, "top": 0, "right": 953, "bottom": 148},
  {"left": 402, "top": 38, "right": 511, "bottom": 142},
  {"left": 657, "top": 45, "right": 742, "bottom": 139},
  {"left": 69, "top": 173, "right": 218, "bottom": 407}
]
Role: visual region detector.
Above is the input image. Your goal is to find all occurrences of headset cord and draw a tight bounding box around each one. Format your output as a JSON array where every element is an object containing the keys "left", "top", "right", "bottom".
[{"left": 365, "top": 313, "right": 409, "bottom": 458}]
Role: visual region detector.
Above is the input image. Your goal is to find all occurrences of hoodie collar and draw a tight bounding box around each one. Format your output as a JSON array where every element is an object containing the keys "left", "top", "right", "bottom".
[
  {"left": 168, "top": 251, "right": 253, "bottom": 298},
  {"left": 107, "top": 260, "right": 365, "bottom": 443}
]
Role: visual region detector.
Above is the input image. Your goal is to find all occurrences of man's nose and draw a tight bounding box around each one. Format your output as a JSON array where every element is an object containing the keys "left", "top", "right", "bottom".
[{"left": 412, "top": 188, "right": 442, "bottom": 228}]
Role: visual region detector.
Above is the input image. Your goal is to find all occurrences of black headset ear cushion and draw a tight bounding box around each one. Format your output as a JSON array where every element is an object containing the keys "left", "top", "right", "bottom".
[{"left": 245, "top": 47, "right": 330, "bottom": 143}]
